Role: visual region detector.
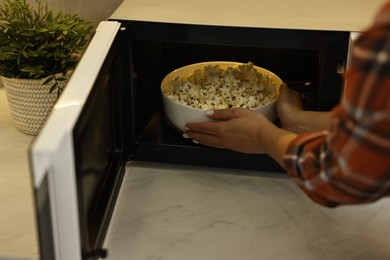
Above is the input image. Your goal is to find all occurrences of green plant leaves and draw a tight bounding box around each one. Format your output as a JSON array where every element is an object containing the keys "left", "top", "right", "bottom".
[
  {"left": 42, "top": 75, "right": 54, "bottom": 85},
  {"left": 45, "top": 74, "right": 68, "bottom": 97},
  {"left": 0, "top": 0, "right": 93, "bottom": 79}
]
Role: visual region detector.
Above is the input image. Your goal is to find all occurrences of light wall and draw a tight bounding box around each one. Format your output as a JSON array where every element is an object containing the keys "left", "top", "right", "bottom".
[{"left": 46, "top": 0, "right": 123, "bottom": 25}]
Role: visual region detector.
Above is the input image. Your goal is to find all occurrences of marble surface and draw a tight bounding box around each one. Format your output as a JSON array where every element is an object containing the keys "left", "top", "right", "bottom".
[
  {"left": 105, "top": 161, "right": 390, "bottom": 260},
  {"left": 0, "top": 88, "right": 39, "bottom": 259}
]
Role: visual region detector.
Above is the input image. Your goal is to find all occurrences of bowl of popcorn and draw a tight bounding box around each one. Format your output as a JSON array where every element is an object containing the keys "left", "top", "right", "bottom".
[{"left": 161, "top": 61, "right": 283, "bottom": 132}]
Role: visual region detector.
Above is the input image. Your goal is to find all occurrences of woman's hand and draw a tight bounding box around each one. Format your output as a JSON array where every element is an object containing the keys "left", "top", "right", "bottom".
[
  {"left": 184, "top": 108, "right": 271, "bottom": 154},
  {"left": 277, "top": 84, "right": 305, "bottom": 132},
  {"left": 277, "top": 84, "right": 332, "bottom": 133},
  {"left": 183, "top": 107, "right": 297, "bottom": 165}
]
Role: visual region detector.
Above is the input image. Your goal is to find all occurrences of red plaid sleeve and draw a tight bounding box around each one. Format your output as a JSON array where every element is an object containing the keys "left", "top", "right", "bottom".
[{"left": 283, "top": 2, "right": 390, "bottom": 207}]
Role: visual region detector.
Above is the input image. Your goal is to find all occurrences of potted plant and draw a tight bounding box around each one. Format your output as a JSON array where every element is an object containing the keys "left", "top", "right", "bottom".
[{"left": 0, "top": 0, "right": 93, "bottom": 135}]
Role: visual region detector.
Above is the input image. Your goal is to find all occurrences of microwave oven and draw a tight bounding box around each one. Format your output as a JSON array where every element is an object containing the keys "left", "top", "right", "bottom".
[{"left": 29, "top": 18, "right": 354, "bottom": 259}]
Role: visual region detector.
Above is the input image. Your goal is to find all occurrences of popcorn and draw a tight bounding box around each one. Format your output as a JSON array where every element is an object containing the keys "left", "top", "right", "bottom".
[{"left": 164, "top": 62, "right": 277, "bottom": 110}]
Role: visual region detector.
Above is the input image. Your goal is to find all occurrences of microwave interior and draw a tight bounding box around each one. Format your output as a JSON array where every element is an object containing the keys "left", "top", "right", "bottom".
[{"left": 118, "top": 21, "right": 349, "bottom": 171}]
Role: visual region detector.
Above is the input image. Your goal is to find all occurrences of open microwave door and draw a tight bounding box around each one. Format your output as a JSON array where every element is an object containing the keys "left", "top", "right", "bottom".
[{"left": 29, "top": 21, "right": 130, "bottom": 260}]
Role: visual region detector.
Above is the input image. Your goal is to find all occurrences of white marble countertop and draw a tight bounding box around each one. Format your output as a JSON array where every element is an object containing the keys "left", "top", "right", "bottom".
[
  {"left": 106, "top": 161, "right": 390, "bottom": 260},
  {"left": 0, "top": 87, "right": 39, "bottom": 259},
  {"left": 111, "top": 0, "right": 387, "bottom": 31}
]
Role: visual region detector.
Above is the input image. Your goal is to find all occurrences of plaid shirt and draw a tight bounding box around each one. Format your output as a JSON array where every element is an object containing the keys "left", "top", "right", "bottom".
[{"left": 283, "top": 2, "right": 390, "bottom": 207}]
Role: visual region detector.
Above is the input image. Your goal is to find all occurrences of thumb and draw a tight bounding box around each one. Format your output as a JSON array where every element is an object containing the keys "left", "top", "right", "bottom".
[{"left": 279, "top": 82, "right": 289, "bottom": 93}]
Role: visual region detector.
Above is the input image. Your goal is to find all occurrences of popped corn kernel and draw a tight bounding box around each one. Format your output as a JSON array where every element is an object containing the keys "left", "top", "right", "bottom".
[{"left": 164, "top": 62, "right": 277, "bottom": 110}]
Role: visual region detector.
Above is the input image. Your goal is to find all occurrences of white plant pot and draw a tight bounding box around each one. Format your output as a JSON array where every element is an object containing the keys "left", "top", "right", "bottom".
[{"left": 1, "top": 74, "right": 70, "bottom": 135}]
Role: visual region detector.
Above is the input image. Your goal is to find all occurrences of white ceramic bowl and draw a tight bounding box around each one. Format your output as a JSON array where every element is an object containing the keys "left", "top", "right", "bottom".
[{"left": 161, "top": 61, "right": 283, "bottom": 132}]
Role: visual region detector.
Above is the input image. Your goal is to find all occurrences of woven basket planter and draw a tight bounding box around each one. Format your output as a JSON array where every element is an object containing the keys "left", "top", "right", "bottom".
[{"left": 1, "top": 74, "right": 70, "bottom": 135}]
